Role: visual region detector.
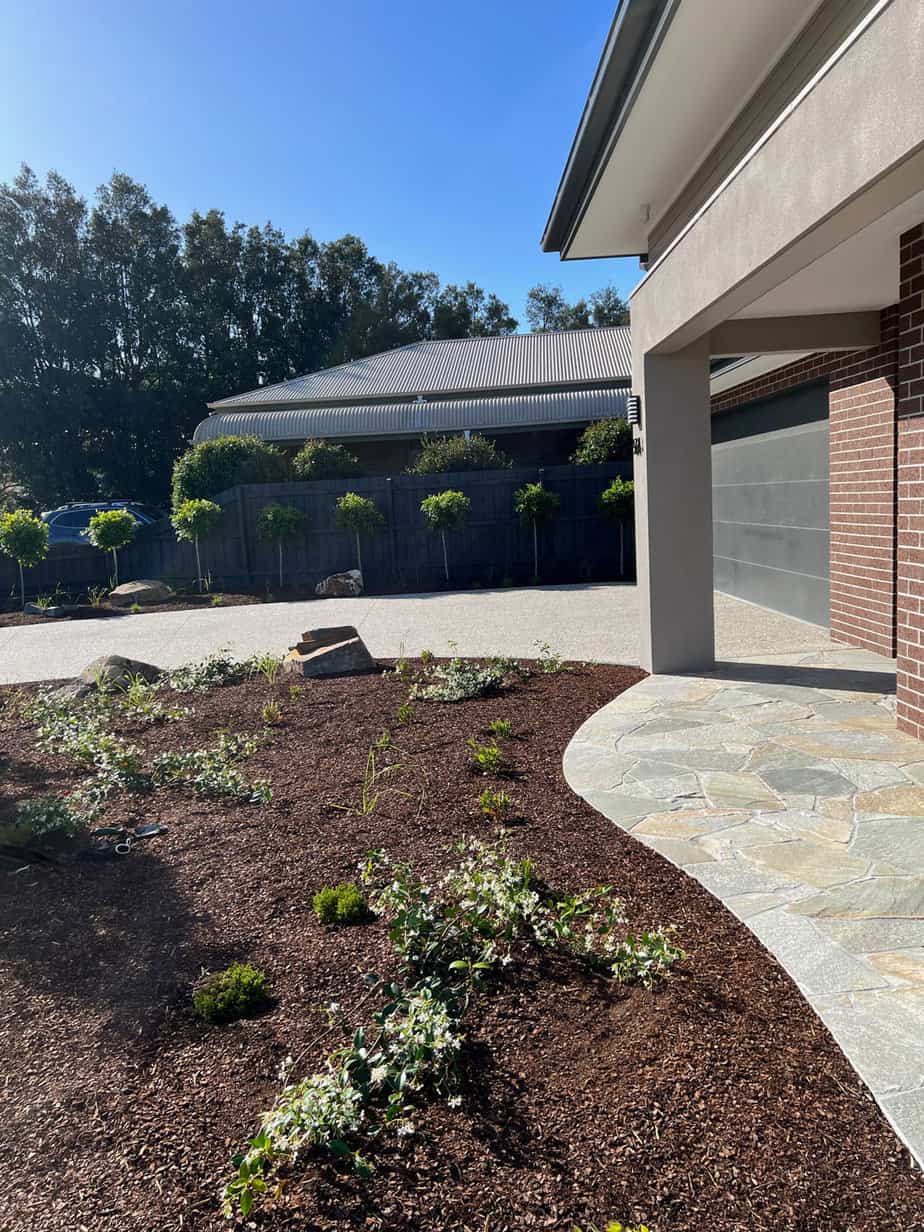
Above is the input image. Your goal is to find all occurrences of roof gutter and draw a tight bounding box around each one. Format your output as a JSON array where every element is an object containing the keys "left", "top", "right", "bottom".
[{"left": 541, "top": 0, "right": 678, "bottom": 257}]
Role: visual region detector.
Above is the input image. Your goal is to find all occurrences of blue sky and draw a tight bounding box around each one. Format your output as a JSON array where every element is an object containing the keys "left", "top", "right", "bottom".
[{"left": 0, "top": 0, "right": 640, "bottom": 324}]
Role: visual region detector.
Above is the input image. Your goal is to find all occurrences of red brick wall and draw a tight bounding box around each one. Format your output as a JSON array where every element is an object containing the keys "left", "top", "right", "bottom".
[
  {"left": 711, "top": 309, "right": 899, "bottom": 657},
  {"left": 896, "top": 224, "right": 924, "bottom": 740}
]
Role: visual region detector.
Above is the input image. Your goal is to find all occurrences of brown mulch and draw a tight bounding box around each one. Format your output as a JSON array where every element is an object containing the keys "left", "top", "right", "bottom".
[
  {"left": 0, "top": 664, "right": 921, "bottom": 1232},
  {"left": 0, "top": 592, "right": 277, "bottom": 627}
]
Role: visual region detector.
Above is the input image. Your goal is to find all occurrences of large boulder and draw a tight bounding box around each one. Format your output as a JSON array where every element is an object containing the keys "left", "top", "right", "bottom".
[
  {"left": 284, "top": 626, "right": 376, "bottom": 678},
  {"left": 108, "top": 579, "right": 174, "bottom": 607},
  {"left": 79, "top": 654, "right": 164, "bottom": 692},
  {"left": 314, "top": 569, "right": 363, "bottom": 598}
]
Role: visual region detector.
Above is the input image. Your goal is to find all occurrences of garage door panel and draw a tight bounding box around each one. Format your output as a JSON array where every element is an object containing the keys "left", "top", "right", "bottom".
[
  {"left": 714, "top": 557, "right": 829, "bottom": 627},
  {"left": 714, "top": 520, "right": 829, "bottom": 579},
  {"left": 712, "top": 382, "right": 829, "bottom": 627},
  {"left": 713, "top": 478, "right": 828, "bottom": 530}
]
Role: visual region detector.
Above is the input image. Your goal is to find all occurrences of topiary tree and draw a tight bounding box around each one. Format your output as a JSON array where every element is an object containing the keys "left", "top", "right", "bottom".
[
  {"left": 335, "top": 492, "right": 384, "bottom": 574},
  {"left": 84, "top": 508, "right": 136, "bottom": 587},
  {"left": 257, "top": 503, "right": 306, "bottom": 589},
  {"left": 171, "top": 435, "right": 290, "bottom": 506},
  {"left": 514, "top": 482, "right": 560, "bottom": 582},
  {"left": 172, "top": 499, "right": 223, "bottom": 592},
  {"left": 598, "top": 476, "right": 635, "bottom": 578},
  {"left": 0, "top": 509, "right": 49, "bottom": 609},
  {"left": 408, "top": 433, "right": 512, "bottom": 475},
  {"left": 293, "top": 439, "right": 362, "bottom": 481},
  {"left": 571, "top": 417, "right": 632, "bottom": 464},
  {"left": 420, "top": 489, "right": 471, "bottom": 583}
]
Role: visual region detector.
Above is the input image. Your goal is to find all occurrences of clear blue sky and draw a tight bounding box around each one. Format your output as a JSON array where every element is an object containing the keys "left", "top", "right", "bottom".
[{"left": 0, "top": 0, "right": 640, "bottom": 325}]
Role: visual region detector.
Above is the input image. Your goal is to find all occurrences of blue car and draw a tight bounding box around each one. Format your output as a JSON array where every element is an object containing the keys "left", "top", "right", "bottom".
[{"left": 40, "top": 502, "right": 165, "bottom": 548}]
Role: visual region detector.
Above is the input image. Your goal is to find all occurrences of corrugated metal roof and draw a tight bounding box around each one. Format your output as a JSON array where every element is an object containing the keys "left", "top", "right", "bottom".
[
  {"left": 207, "top": 326, "right": 631, "bottom": 411},
  {"left": 194, "top": 387, "right": 628, "bottom": 445}
]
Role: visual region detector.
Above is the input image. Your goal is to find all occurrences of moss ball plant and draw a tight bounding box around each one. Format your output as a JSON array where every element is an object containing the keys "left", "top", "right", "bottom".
[
  {"left": 313, "top": 881, "right": 368, "bottom": 925},
  {"left": 192, "top": 962, "right": 269, "bottom": 1024}
]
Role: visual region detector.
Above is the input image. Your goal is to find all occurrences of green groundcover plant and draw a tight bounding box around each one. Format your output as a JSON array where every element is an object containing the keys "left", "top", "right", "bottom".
[
  {"left": 223, "top": 833, "right": 684, "bottom": 1217},
  {"left": 0, "top": 508, "right": 48, "bottom": 609}
]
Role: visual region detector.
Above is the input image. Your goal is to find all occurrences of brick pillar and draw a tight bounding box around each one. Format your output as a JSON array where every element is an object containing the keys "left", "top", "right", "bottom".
[
  {"left": 828, "top": 306, "right": 899, "bottom": 657},
  {"left": 896, "top": 223, "right": 924, "bottom": 739}
]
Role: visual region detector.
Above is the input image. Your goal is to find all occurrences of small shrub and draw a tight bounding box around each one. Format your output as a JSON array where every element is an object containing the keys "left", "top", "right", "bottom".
[
  {"left": 397, "top": 700, "right": 415, "bottom": 724},
  {"left": 312, "top": 881, "right": 368, "bottom": 925},
  {"left": 468, "top": 738, "right": 508, "bottom": 776},
  {"left": 193, "top": 963, "right": 269, "bottom": 1024},
  {"left": 410, "top": 658, "right": 508, "bottom": 703},
  {"left": 575, "top": 1223, "right": 650, "bottom": 1232},
  {"left": 168, "top": 650, "right": 251, "bottom": 693},
  {"left": 11, "top": 796, "right": 86, "bottom": 842},
  {"left": 152, "top": 732, "right": 271, "bottom": 803},
  {"left": 478, "top": 787, "right": 511, "bottom": 821},
  {"left": 488, "top": 718, "right": 512, "bottom": 739},
  {"left": 261, "top": 701, "right": 282, "bottom": 726},
  {"left": 374, "top": 729, "right": 392, "bottom": 750},
  {"left": 534, "top": 640, "right": 569, "bottom": 673},
  {"left": 293, "top": 439, "right": 362, "bottom": 481},
  {"left": 571, "top": 417, "right": 632, "bottom": 464},
  {"left": 419, "top": 649, "right": 434, "bottom": 667},
  {"left": 289, "top": 684, "right": 303, "bottom": 700},
  {"left": 172, "top": 435, "right": 289, "bottom": 506},
  {"left": 211, "top": 593, "right": 224, "bottom": 606},
  {"left": 408, "top": 433, "right": 511, "bottom": 475},
  {"left": 86, "top": 585, "right": 108, "bottom": 608},
  {"left": 609, "top": 928, "right": 684, "bottom": 988},
  {"left": 130, "top": 601, "right": 141, "bottom": 614}
]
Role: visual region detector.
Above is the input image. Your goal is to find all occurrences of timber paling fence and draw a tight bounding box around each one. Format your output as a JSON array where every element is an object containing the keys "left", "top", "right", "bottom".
[{"left": 1, "top": 462, "right": 634, "bottom": 600}]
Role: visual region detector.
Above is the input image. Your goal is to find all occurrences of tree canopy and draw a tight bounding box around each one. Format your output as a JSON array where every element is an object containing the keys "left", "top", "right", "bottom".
[{"left": 0, "top": 165, "right": 629, "bottom": 510}]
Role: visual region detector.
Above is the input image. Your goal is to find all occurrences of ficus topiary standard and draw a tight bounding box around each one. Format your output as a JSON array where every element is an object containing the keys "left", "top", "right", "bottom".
[
  {"left": 598, "top": 476, "right": 635, "bottom": 578},
  {"left": 513, "top": 482, "right": 560, "bottom": 581},
  {"left": 335, "top": 492, "right": 384, "bottom": 574},
  {"left": 420, "top": 489, "right": 471, "bottom": 583},
  {"left": 84, "top": 508, "right": 136, "bottom": 586},
  {"left": 171, "top": 498, "right": 223, "bottom": 592},
  {"left": 0, "top": 509, "right": 49, "bottom": 609},
  {"left": 256, "top": 503, "right": 306, "bottom": 589}
]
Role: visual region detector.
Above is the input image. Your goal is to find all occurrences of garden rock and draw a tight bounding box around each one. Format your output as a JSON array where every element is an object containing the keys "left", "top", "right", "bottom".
[
  {"left": 314, "top": 569, "right": 363, "bottom": 598},
  {"left": 79, "top": 654, "right": 163, "bottom": 692},
  {"left": 284, "top": 626, "right": 375, "bottom": 678},
  {"left": 108, "top": 579, "right": 174, "bottom": 607}
]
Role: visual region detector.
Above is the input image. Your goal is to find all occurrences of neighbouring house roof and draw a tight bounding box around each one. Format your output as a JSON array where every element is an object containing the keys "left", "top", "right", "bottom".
[
  {"left": 206, "top": 326, "right": 632, "bottom": 412},
  {"left": 194, "top": 387, "right": 629, "bottom": 445}
]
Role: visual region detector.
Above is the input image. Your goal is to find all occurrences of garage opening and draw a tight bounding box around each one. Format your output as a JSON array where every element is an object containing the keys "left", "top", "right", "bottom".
[{"left": 712, "top": 381, "right": 829, "bottom": 627}]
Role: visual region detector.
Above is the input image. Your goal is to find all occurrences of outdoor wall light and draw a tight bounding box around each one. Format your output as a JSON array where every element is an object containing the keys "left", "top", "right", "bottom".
[{"left": 626, "top": 394, "right": 642, "bottom": 427}]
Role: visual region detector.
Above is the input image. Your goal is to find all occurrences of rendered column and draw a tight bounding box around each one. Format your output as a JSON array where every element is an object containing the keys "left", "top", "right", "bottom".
[{"left": 632, "top": 335, "right": 715, "bottom": 674}]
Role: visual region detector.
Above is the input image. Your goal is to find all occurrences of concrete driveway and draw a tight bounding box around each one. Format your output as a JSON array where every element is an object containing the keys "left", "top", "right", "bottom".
[{"left": 0, "top": 584, "right": 837, "bottom": 684}]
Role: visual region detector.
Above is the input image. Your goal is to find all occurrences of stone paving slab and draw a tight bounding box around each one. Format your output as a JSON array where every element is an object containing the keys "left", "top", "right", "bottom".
[{"left": 563, "top": 646, "right": 924, "bottom": 1167}]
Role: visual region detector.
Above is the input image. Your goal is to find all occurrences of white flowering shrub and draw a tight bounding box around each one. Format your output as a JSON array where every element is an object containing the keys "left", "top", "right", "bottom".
[
  {"left": 167, "top": 650, "right": 251, "bottom": 693},
  {"left": 225, "top": 835, "right": 684, "bottom": 1216}
]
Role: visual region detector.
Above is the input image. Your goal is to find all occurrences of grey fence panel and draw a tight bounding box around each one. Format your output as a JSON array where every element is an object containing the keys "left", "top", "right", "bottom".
[{"left": 0, "top": 463, "right": 634, "bottom": 600}]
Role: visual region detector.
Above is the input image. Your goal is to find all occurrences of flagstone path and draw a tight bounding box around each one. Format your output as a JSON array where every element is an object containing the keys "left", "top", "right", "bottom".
[{"left": 564, "top": 645, "right": 924, "bottom": 1166}]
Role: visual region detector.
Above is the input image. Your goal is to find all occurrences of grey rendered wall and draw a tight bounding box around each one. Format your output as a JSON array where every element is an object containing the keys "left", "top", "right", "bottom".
[{"left": 712, "top": 382, "right": 829, "bottom": 626}]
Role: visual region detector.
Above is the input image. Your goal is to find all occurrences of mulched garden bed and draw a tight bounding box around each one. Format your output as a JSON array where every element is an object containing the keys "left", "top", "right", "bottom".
[
  {"left": 0, "top": 592, "right": 283, "bottom": 627},
  {"left": 1, "top": 661, "right": 921, "bottom": 1231}
]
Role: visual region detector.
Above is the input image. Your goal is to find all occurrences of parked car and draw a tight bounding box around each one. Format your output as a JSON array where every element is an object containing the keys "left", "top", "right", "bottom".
[{"left": 40, "top": 502, "right": 166, "bottom": 547}]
